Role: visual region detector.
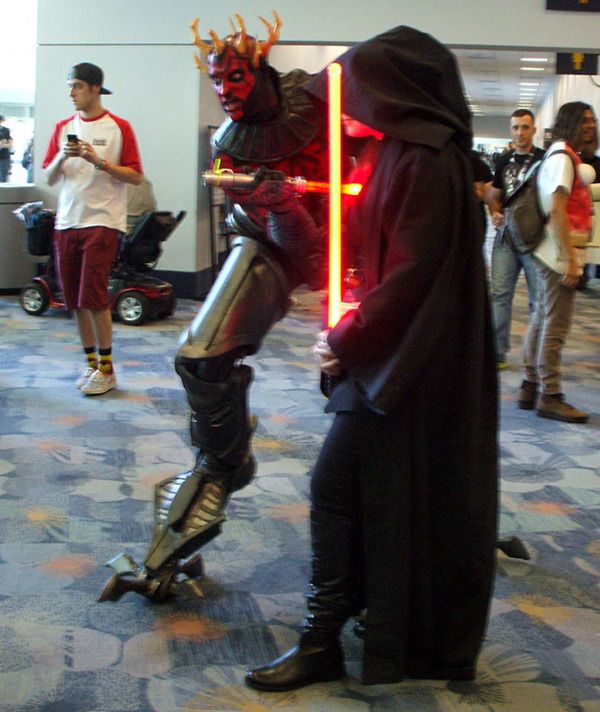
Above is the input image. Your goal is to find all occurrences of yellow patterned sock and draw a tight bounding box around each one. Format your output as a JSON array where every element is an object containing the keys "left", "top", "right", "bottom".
[
  {"left": 84, "top": 346, "right": 98, "bottom": 370},
  {"left": 98, "top": 348, "right": 113, "bottom": 374}
]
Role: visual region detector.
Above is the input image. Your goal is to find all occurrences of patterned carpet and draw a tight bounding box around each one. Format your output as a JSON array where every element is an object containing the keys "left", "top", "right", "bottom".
[{"left": 0, "top": 267, "right": 599, "bottom": 711}]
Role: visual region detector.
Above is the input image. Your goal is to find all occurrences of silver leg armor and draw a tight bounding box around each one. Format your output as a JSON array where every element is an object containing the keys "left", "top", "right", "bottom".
[
  {"left": 99, "top": 234, "right": 294, "bottom": 602},
  {"left": 144, "top": 363, "right": 256, "bottom": 574},
  {"left": 177, "top": 234, "right": 294, "bottom": 360}
]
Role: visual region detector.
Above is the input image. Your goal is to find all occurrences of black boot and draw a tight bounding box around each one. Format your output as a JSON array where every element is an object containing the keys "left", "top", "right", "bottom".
[
  {"left": 179, "top": 362, "right": 255, "bottom": 473},
  {"left": 246, "top": 504, "right": 361, "bottom": 691},
  {"left": 245, "top": 632, "right": 345, "bottom": 692}
]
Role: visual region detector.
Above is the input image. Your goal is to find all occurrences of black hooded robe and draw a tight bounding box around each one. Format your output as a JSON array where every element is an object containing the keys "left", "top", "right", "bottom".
[{"left": 306, "top": 27, "right": 498, "bottom": 683}]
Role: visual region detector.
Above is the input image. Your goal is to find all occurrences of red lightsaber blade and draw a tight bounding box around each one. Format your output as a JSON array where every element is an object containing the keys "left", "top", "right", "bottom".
[
  {"left": 327, "top": 62, "right": 342, "bottom": 329},
  {"left": 305, "top": 180, "right": 362, "bottom": 196},
  {"left": 319, "top": 62, "right": 343, "bottom": 399}
]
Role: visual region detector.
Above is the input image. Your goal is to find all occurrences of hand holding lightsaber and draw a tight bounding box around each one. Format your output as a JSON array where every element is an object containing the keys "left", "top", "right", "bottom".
[{"left": 313, "top": 330, "right": 343, "bottom": 376}]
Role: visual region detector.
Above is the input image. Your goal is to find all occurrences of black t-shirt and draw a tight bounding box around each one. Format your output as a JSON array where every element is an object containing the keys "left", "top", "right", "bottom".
[
  {"left": 492, "top": 147, "right": 545, "bottom": 203},
  {"left": 0, "top": 126, "right": 11, "bottom": 160}
]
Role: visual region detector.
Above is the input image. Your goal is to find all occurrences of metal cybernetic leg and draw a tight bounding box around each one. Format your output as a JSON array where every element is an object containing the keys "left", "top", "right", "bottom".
[
  {"left": 98, "top": 473, "right": 209, "bottom": 604},
  {"left": 99, "top": 235, "right": 293, "bottom": 603},
  {"left": 145, "top": 363, "right": 256, "bottom": 570},
  {"left": 99, "top": 365, "right": 256, "bottom": 603}
]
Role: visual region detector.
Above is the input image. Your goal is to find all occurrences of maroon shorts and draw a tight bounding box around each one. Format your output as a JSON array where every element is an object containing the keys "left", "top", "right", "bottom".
[{"left": 53, "top": 226, "right": 120, "bottom": 310}]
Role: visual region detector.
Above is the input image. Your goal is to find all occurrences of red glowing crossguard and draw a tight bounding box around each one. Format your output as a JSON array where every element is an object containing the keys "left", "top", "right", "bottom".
[{"left": 327, "top": 62, "right": 342, "bottom": 328}]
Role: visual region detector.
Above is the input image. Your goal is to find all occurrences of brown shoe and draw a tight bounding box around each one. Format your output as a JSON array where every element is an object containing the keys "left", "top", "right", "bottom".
[
  {"left": 518, "top": 380, "right": 538, "bottom": 410},
  {"left": 536, "top": 394, "right": 589, "bottom": 423}
]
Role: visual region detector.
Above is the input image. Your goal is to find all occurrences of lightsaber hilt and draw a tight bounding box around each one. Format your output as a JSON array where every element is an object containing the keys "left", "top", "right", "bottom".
[
  {"left": 203, "top": 170, "right": 362, "bottom": 196},
  {"left": 202, "top": 170, "right": 308, "bottom": 192}
]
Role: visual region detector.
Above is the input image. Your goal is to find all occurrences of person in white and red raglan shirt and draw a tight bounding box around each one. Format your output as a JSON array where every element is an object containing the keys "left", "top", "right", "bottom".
[
  {"left": 519, "top": 101, "right": 597, "bottom": 423},
  {"left": 43, "top": 62, "right": 143, "bottom": 395}
]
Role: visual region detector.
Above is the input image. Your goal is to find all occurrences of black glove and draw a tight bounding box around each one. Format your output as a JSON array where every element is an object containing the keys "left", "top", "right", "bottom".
[
  {"left": 266, "top": 199, "right": 325, "bottom": 290},
  {"left": 232, "top": 167, "right": 325, "bottom": 290},
  {"left": 234, "top": 166, "right": 297, "bottom": 210}
]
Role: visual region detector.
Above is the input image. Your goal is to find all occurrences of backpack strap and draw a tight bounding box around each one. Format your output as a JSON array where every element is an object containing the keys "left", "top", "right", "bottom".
[
  {"left": 541, "top": 146, "right": 585, "bottom": 199},
  {"left": 542, "top": 147, "right": 577, "bottom": 171},
  {"left": 503, "top": 157, "right": 542, "bottom": 207},
  {"left": 522, "top": 157, "right": 543, "bottom": 182}
]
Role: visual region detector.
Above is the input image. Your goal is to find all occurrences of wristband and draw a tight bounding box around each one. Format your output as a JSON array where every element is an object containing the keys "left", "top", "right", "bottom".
[{"left": 95, "top": 159, "right": 107, "bottom": 171}]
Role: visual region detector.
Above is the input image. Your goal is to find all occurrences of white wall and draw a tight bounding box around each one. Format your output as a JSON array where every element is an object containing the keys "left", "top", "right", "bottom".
[
  {"left": 36, "top": 0, "right": 600, "bottom": 50},
  {"left": 32, "top": 0, "right": 600, "bottom": 295},
  {"left": 472, "top": 116, "right": 515, "bottom": 141}
]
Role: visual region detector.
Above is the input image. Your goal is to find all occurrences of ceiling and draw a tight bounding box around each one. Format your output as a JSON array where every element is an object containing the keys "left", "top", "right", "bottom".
[
  {"left": 453, "top": 47, "right": 556, "bottom": 118},
  {"left": 272, "top": 44, "right": 558, "bottom": 124}
]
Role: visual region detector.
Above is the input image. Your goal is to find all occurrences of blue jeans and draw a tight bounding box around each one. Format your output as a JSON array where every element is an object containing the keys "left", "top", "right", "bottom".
[
  {"left": 0, "top": 157, "right": 10, "bottom": 182},
  {"left": 490, "top": 227, "right": 538, "bottom": 360}
]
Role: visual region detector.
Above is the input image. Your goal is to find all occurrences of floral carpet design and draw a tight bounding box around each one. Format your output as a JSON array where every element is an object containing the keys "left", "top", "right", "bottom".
[{"left": 0, "top": 270, "right": 599, "bottom": 711}]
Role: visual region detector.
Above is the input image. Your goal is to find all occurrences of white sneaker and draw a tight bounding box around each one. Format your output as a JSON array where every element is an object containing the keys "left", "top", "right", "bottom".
[
  {"left": 76, "top": 366, "right": 97, "bottom": 389},
  {"left": 81, "top": 369, "right": 117, "bottom": 396}
]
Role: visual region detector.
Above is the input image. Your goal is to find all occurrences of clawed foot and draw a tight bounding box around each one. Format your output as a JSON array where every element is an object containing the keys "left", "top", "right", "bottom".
[{"left": 98, "top": 552, "right": 206, "bottom": 603}]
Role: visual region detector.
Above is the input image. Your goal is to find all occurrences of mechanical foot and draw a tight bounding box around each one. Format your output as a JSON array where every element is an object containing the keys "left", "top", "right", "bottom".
[{"left": 98, "top": 552, "right": 207, "bottom": 603}]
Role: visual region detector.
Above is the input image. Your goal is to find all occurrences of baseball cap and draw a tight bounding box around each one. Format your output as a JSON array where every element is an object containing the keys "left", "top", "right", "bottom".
[{"left": 68, "top": 62, "right": 112, "bottom": 94}]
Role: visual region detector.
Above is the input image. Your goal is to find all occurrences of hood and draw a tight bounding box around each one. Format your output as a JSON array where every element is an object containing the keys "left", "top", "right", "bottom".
[{"left": 306, "top": 26, "right": 472, "bottom": 153}]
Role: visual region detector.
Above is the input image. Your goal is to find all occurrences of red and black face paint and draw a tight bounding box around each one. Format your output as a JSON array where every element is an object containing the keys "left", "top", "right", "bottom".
[{"left": 208, "top": 47, "right": 257, "bottom": 121}]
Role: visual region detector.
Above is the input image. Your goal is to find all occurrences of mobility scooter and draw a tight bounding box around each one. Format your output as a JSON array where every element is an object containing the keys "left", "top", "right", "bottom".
[{"left": 17, "top": 205, "right": 185, "bottom": 326}]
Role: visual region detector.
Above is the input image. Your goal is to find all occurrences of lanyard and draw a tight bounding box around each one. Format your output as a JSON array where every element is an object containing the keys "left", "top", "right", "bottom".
[{"left": 509, "top": 151, "right": 534, "bottom": 183}]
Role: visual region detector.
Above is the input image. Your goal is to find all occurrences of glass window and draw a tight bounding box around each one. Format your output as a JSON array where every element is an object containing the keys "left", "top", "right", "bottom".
[{"left": 0, "top": 0, "right": 37, "bottom": 184}]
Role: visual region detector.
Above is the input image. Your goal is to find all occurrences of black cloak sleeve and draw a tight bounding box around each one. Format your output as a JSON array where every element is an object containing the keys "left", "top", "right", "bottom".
[{"left": 327, "top": 137, "right": 488, "bottom": 414}]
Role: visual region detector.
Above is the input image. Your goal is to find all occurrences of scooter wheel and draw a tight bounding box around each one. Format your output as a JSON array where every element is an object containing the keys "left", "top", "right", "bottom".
[
  {"left": 116, "top": 291, "right": 150, "bottom": 326},
  {"left": 20, "top": 283, "right": 49, "bottom": 315}
]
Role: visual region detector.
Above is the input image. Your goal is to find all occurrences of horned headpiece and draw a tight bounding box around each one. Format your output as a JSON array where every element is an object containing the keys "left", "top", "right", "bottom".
[{"left": 191, "top": 11, "right": 282, "bottom": 72}]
